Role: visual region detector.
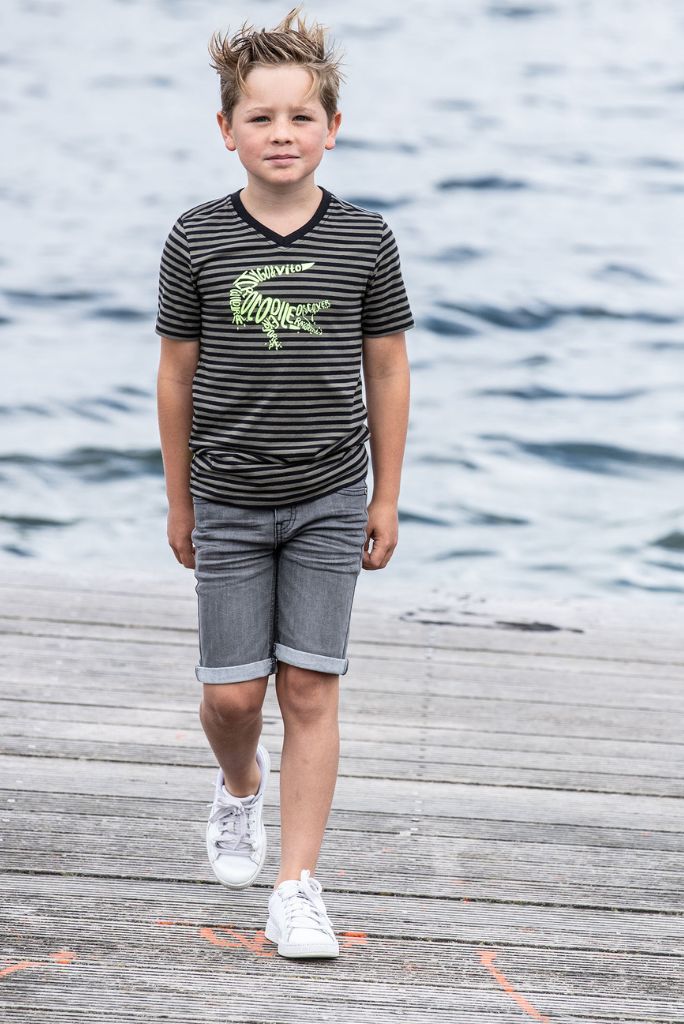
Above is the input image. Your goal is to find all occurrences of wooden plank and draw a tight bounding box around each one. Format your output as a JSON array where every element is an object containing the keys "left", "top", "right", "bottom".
[
  {"left": 2, "top": 700, "right": 684, "bottom": 767},
  {"left": 3, "top": 787, "right": 681, "bottom": 850},
  {"left": 2, "top": 607, "right": 683, "bottom": 668},
  {"left": 3, "top": 629, "right": 684, "bottom": 690},
  {"left": 3, "top": 712, "right": 682, "bottom": 779},
  {"left": 2, "top": 676, "right": 682, "bottom": 747},
  {"left": 3, "top": 872, "right": 684, "bottom": 955},
  {"left": 2, "top": 755, "right": 682, "bottom": 831},
  {"left": 3, "top": 640, "right": 684, "bottom": 700},
  {"left": 1, "top": 819, "right": 682, "bottom": 911},
  {"left": 0, "top": 733, "right": 681, "bottom": 796}
]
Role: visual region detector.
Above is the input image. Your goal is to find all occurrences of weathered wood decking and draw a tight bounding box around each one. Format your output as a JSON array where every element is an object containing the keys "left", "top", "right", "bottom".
[{"left": 1, "top": 565, "right": 682, "bottom": 1022}]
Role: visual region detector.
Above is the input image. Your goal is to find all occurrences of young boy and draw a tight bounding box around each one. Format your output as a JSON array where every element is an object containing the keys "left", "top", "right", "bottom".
[{"left": 155, "top": 5, "right": 413, "bottom": 959}]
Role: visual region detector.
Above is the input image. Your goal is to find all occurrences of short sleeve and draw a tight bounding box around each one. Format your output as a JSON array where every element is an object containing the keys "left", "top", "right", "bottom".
[
  {"left": 361, "top": 219, "right": 415, "bottom": 338},
  {"left": 154, "top": 217, "right": 201, "bottom": 340}
]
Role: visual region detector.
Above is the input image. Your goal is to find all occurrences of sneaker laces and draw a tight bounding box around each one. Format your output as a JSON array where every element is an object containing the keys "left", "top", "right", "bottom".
[
  {"left": 278, "top": 870, "right": 334, "bottom": 935},
  {"left": 209, "top": 788, "right": 259, "bottom": 856}
]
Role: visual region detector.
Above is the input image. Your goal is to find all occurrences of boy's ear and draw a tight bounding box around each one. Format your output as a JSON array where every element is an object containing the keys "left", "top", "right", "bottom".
[
  {"left": 326, "top": 110, "right": 342, "bottom": 149},
  {"left": 217, "top": 111, "right": 235, "bottom": 150}
]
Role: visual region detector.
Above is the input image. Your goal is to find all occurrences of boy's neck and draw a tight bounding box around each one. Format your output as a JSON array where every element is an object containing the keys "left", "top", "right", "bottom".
[{"left": 239, "top": 180, "right": 323, "bottom": 220}]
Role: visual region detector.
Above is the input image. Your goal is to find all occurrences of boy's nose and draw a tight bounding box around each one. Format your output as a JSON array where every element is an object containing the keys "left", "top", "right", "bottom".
[{"left": 270, "top": 118, "right": 294, "bottom": 141}]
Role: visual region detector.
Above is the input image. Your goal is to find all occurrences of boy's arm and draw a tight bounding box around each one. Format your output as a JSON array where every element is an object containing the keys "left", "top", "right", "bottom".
[
  {"left": 362, "top": 330, "right": 410, "bottom": 506},
  {"left": 157, "top": 336, "right": 199, "bottom": 566}
]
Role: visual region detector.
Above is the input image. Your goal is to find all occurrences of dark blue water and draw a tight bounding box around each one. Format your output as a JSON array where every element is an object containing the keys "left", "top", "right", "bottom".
[{"left": 1, "top": 0, "right": 683, "bottom": 607}]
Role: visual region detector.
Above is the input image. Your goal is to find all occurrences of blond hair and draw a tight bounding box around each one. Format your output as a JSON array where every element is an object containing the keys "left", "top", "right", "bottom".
[{"left": 208, "top": 5, "right": 345, "bottom": 127}]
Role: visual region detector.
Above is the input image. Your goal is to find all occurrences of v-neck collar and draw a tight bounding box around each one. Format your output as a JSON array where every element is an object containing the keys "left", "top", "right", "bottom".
[{"left": 229, "top": 186, "right": 332, "bottom": 247}]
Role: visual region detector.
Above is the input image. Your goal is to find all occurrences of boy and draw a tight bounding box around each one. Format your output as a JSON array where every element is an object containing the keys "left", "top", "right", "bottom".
[{"left": 155, "top": 5, "right": 413, "bottom": 959}]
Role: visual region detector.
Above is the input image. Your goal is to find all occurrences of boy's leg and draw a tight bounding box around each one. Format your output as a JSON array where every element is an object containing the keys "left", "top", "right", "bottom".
[
  {"left": 271, "top": 481, "right": 368, "bottom": 885},
  {"left": 273, "top": 663, "right": 340, "bottom": 884},
  {"left": 200, "top": 678, "right": 269, "bottom": 796},
  {"left": 191, "top": 495, "right": 277, "bottom": 794}
]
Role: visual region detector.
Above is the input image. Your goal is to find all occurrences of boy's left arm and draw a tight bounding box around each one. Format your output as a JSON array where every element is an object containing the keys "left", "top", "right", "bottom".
[{"left": 361, "top": 332, "right": 410, "bottom": 570}]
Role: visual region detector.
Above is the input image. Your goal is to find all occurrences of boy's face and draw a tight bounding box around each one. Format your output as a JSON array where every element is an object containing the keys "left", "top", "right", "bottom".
[{"left": 217, "top": 64, "right": 341, "bottom": 189}]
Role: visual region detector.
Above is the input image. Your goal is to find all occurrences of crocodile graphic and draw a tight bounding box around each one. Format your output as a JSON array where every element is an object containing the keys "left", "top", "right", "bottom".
[{"left": 229, "top": 261, "right": 331, "bottom": 350}]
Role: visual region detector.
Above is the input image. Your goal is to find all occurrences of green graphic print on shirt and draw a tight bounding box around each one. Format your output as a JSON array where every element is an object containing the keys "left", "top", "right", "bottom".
[{"left": 229, "top": 261, "right": 332, "bottom": 350}]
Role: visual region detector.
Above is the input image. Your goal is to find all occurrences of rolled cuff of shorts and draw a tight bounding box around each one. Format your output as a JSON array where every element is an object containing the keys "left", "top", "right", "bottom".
[
  {"left": 195, "top": 657, "right": 275, "bottom": 684},
  {"left": 274, "top": 642, "right": 348, "bottom": 676}
]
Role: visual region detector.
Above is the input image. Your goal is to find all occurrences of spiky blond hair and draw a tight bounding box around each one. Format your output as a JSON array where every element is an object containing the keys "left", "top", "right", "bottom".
[{"left": 208, "top": 5, "right": 345, "bottom": 127}]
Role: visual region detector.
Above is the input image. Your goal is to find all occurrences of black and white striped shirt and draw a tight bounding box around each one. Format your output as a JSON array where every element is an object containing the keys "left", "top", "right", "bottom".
[{"left": 155, "top": 185, "right": 414, "bottom": 507}]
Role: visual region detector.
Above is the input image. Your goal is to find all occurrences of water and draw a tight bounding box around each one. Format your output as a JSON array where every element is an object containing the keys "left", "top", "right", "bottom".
[{"left": 1, "top": 0, "right": 683, "bottom": 607}]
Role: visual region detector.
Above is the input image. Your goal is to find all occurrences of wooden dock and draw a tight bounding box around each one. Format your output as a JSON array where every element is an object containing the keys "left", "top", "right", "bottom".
[{"left": 1, "top": 566, "right": 682, "bottom": 1022}]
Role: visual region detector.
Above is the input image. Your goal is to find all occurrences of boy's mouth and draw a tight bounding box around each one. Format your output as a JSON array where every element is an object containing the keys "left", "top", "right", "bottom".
[{"left": 266, "top": 155, "right": 298, "bottom": 161}]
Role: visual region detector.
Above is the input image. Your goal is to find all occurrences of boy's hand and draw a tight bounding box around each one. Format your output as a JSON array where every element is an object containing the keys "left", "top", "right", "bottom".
[
  {"left": 167, "top": 503, "right": 196, "bottom": 569},
  {"left": 362, "top": 498, "right": 398, "bottom": 570}
]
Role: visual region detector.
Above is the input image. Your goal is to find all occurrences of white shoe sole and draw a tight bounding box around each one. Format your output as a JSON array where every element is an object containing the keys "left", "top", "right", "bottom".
[{"left": 264, "top": 918, "right": 339, "bottom": 958}]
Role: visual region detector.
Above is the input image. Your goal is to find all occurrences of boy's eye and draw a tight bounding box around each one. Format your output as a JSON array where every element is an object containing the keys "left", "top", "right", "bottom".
[{"left": 249, "top": 115, "right": 313, "bottom": 122}]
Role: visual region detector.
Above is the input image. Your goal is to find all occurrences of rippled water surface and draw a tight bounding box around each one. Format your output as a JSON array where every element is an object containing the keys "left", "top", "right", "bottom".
[{"left": 2, "top": 0, "right": 683, "bottom": 605}]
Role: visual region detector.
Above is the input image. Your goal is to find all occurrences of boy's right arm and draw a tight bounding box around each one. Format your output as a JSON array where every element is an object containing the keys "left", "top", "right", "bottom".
[{"left": 156, "top": 336, "right": 199, "bottom": 568}]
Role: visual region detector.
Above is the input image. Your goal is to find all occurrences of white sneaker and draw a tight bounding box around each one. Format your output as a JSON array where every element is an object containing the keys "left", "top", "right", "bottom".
[
  {"left": 205, "top": 742, "right": 270, "bottom": 889},
  {"left": 265, "top": 869, "right": 340, "bottom": 958}
]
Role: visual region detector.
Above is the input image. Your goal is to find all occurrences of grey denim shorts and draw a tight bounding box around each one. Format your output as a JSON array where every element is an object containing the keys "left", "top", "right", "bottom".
[{"left": 190, "top": 480, "right": 369, "bottom": 684}]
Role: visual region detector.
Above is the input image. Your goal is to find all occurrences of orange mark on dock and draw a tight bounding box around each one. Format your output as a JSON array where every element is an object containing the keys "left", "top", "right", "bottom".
[
  {"left": 1, "top": 950, "right": 76, "bottom": 978},
  {"left": 49, "top": 951, "right": 76, "bottom": 965},
  {"left": 158, "top": 919, "right": 365, "bottom": 956},
  {"left": 479, "top": 949, "right": 550, "bottom": 1022},
  {"left": 339, "top": 931, "right": 367, "bottom": 948},
  {"left": 200, "top": 925, "right": 274, "bottom": 957}
]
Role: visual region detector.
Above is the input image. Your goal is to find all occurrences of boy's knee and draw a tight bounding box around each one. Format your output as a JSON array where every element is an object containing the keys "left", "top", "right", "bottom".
[
  {"left": 275, "top": 662, "right": 338, "bottom": 719},
  {"left": 200, "top": 679, "right": 266, "bottom": 724}
]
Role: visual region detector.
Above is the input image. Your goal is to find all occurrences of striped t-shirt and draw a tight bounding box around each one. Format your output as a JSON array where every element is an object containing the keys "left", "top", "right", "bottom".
[{"left": 155, "top": 185, "right": 414, "bottom": 507}]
